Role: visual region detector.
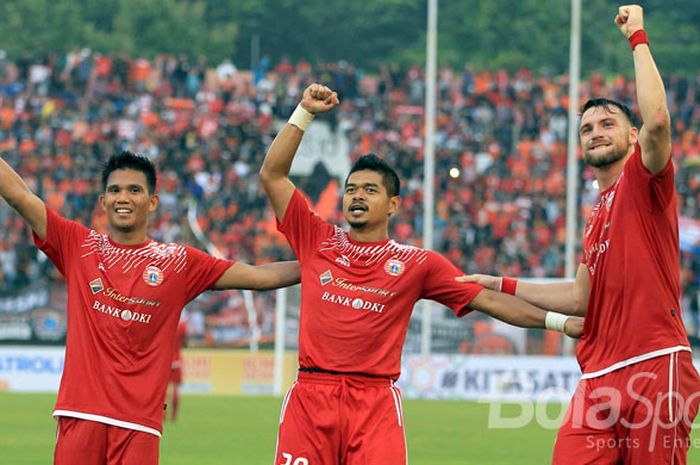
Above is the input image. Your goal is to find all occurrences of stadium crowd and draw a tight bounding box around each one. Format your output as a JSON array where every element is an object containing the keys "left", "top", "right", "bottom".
[{"left": 1, "top": 50, "right": 700, "bottom": 342}]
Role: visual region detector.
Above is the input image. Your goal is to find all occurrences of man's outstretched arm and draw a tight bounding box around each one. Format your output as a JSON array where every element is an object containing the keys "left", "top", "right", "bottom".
[
  {"left": 0, "top": 157, "right": 47, "bottom": 239},
  {"left": 214, "top": 261, "right": 301, "bottom": 291},
  {"left": 616, "top": 5, "right": 671, "bottom": 173},
  {"left": 457, "top": 263, "right": 590, "bottom": 317},
  {"left": 259, "top": 83, "right": 339, "bottom": 221},
  {"left": 469, "top": 289, "right": 584, "bottom": 338}
]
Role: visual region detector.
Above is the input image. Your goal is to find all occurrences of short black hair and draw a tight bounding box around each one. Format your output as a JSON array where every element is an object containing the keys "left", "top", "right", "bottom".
[
  {"left": 345, "top": 153, "right": 400, "bottom": 197},
  {"left": 579, "top": 98, "right": 636, "bottom": 126},
  {"left": 101, "top": 151, "right": 157, "bottom": 194}
]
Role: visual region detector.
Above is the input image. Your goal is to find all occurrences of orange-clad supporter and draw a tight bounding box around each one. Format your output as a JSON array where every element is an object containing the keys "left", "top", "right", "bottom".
[
  {"left": 141, "top": 111, "right": 160, "bottom": 128},
  {"left": 44, "top": 191, "right": 65, "bottom": 212},
  {"left": 94, "top": 55, "right": 112, "bottom": 79},
  {"left": 130, "top": 58, "right": 151, "bottom": 83},
  {"left": 54, "top": 130, "right": 72, "bottom": 149},
  {"left": 18, "top": 140, "right": 37, "bottom": 154},
  {"left": 0, "top": 106, "right": 15, "bottom": 129}
]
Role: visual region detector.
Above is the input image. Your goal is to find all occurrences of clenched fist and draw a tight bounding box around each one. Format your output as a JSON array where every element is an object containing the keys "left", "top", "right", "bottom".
[
  {"left": 300, "top": 83, "right": 340, "bottom": 115},
  {"left": 615, "top": 4, "right": 644, "bottom": 38}
]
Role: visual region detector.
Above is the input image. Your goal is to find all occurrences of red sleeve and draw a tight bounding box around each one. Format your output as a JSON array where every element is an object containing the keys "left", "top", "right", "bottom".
[
  {"left": 183, "top": 246, "right": 234, "bottom": 302},
  {"left": 276, "top": 189, "right": 335, "bottom": 261},
  {"left": 32, "top": 205, "right": 90, "bottom": 276},
  {"left": 625, "top": 142, "right": 675, "bottom": 211},
  {"left": 421, "top": 251, "right": 484, "bottom": 318}
]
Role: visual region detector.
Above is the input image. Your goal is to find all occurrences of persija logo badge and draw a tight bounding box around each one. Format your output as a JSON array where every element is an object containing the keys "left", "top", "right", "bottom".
[
  {"left": 384, "top": 259, "right": 405, "bottom": 277},
  {"left": 143, "top": 265, "right": 164, "bottom": 286}
]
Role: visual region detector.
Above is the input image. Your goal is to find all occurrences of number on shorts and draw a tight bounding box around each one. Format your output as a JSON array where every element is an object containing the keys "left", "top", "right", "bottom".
[{"left": 281, "top": 452, "right": 309, "bottom": 465}]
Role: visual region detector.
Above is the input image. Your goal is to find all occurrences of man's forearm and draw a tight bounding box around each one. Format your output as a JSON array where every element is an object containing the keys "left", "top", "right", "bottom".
[
  {"left": 254, "top": 261, "right": 301, "bottom": 290},
  {"left": 633, "top": 44, "right": 669, "bottom": 131},
  {"left": 470, "top": 289, "right": 584, "bottom": 338},
  {"left": 0, "top": 157, "right": 32, "bottom": 208},
  {"left": 471, "top": 290, "right": 546, "bottom": 328},
  {"left": 0, "top": 157, "right": 46, "bottom": 237},
  {"left": 259, "top": 123, "right": 305, "bottom": 182},
  {"left": 514, "top": 281, "right": 583, "bottom": 316}
]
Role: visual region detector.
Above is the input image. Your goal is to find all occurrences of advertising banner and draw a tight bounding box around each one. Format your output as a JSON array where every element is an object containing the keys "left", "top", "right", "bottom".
[
  {"left": 0, "top": 346, "right": 65, "bottom": 392},
  {"left": 0, "top": 286, "right": 67, "bottom": 345},
  {"left": 398, "top": 355, "right": 583, "bottom": 402},
  {"left": 181, "top": 350, "right": 297, "bottom": 395}
]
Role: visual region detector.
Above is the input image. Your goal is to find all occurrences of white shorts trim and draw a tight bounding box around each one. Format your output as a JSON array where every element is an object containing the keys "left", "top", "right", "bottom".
[
  {"left": 278, "top": 382, "right": 297, "bottom": 424},
  {"left": 53, "top": 410, "right": 161, "bottom": 437},
  {"left": 389, "top": 384, "right": 403, "bottom": 427},
  {"left": 580, "top": 346, "right": 691, "bottom": 380}
]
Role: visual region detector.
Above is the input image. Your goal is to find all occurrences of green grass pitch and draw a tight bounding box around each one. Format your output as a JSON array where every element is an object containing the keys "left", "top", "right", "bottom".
[{"left": 1, "top": 393, "right": 699, "bottom": 464}]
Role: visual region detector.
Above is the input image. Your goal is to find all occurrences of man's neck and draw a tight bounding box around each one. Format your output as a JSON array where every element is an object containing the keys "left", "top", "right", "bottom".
[
  {"left": 348, "top": 226, "right": 389, "bottom": 243},
  {"left": 108, "top": 229, "right": 149, "bottom": 246},
  {"left": 594, "top": 151, "right": 633, "bottom": 191}
]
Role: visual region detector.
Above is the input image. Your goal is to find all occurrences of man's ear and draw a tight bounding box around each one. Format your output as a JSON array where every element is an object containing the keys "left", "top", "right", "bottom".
[
  {"left": 628, "top": 125, "right": 639, "bottom": 146},
  {"left": 148, "top": 194, "right": 160, "bottom": 213},
  {"left": 388, "top": 195, "right": 401, "bottom": 216}
]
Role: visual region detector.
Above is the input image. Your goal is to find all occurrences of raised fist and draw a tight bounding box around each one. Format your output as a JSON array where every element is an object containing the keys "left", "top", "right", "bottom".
[
  {"left": 299, "top": 83, "right": 340, "bottom": 115},
  {"left": 614, "top": 4, "right": 644, "bottom": 38}
]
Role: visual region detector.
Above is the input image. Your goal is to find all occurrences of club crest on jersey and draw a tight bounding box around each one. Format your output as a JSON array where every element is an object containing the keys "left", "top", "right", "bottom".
[
  {"left": 384, "top": 259, "right": 405, "bottom": 277},
  {"left": 143, "top": 265, "right": 164, "bottom": 286},
  {"left": 89, "top": 278, "right": 104, "bottom": 294},
  {"left": 320, "top": 270, "right": 333, "bottom": 286}
]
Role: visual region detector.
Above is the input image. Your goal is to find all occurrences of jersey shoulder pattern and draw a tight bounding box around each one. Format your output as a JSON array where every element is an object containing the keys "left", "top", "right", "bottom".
[
  {"left": 320, "top": 226, "right": 428, "bottom": 268},
  {"left": 79, "top": 232, "right": 188, "bottom": 274}
]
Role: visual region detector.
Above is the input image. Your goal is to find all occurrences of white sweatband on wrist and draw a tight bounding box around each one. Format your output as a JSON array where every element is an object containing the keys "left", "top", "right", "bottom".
[
  {"left": 288, "top": 104, "right": 314, "bottom": 131},
  {"left": 545, "top": 311, "right": 570, "bottom": 333}
]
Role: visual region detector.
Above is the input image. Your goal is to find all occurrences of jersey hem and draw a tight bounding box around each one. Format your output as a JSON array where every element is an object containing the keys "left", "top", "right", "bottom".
[
  {"left": 579, "top": 345, "right": 691, "bottom": 379},
  {"left": 53, "top": 410, "right": 162, "bottom": 437}
]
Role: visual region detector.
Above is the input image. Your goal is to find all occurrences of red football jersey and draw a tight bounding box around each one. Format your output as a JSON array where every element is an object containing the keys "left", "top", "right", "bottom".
[
  {"left": 278, "top": 189, "right": 483, "bottom": 379},
  {"left": 577, "top": 144, "right": 690, "bottom": 377},
  {"left": 34, "top": 207, "right": 232, "bottom": 435}
]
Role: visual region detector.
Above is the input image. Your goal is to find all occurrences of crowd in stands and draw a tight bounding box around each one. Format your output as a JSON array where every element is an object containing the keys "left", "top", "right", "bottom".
[{"left": 1, "top": 49, "right": 700, "bottom": 344}]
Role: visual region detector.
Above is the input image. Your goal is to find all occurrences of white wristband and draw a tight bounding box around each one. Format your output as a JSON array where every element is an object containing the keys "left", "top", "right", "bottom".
[
  {"left": 288, "top": 104, "right": 314, "bottom": 131},
  {"left": 545, "top": 311, "right": 570, "bottom": 333}
]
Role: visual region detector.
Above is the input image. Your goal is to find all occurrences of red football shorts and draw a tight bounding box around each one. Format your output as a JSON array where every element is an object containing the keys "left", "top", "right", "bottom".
[
  {"left": 274, "top": 371, "right": 407, "bottom": 465},
  {"left": 54, "top": 417, "right": 159, "bottom": 465},
  {"left": 553, "top": 351, "right": 700, "bottom": 465}
]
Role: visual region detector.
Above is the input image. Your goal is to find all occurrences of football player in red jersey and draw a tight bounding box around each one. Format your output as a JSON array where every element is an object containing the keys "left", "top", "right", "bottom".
[
  {"left": 0, "top": 150, "right": 300, "bottom": 465},
  {"left": 459, "top": 5, "right": 700, "bottom": 464},
  {"left": 260, "top": 83, "right": 584, "bottom": 465}
]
